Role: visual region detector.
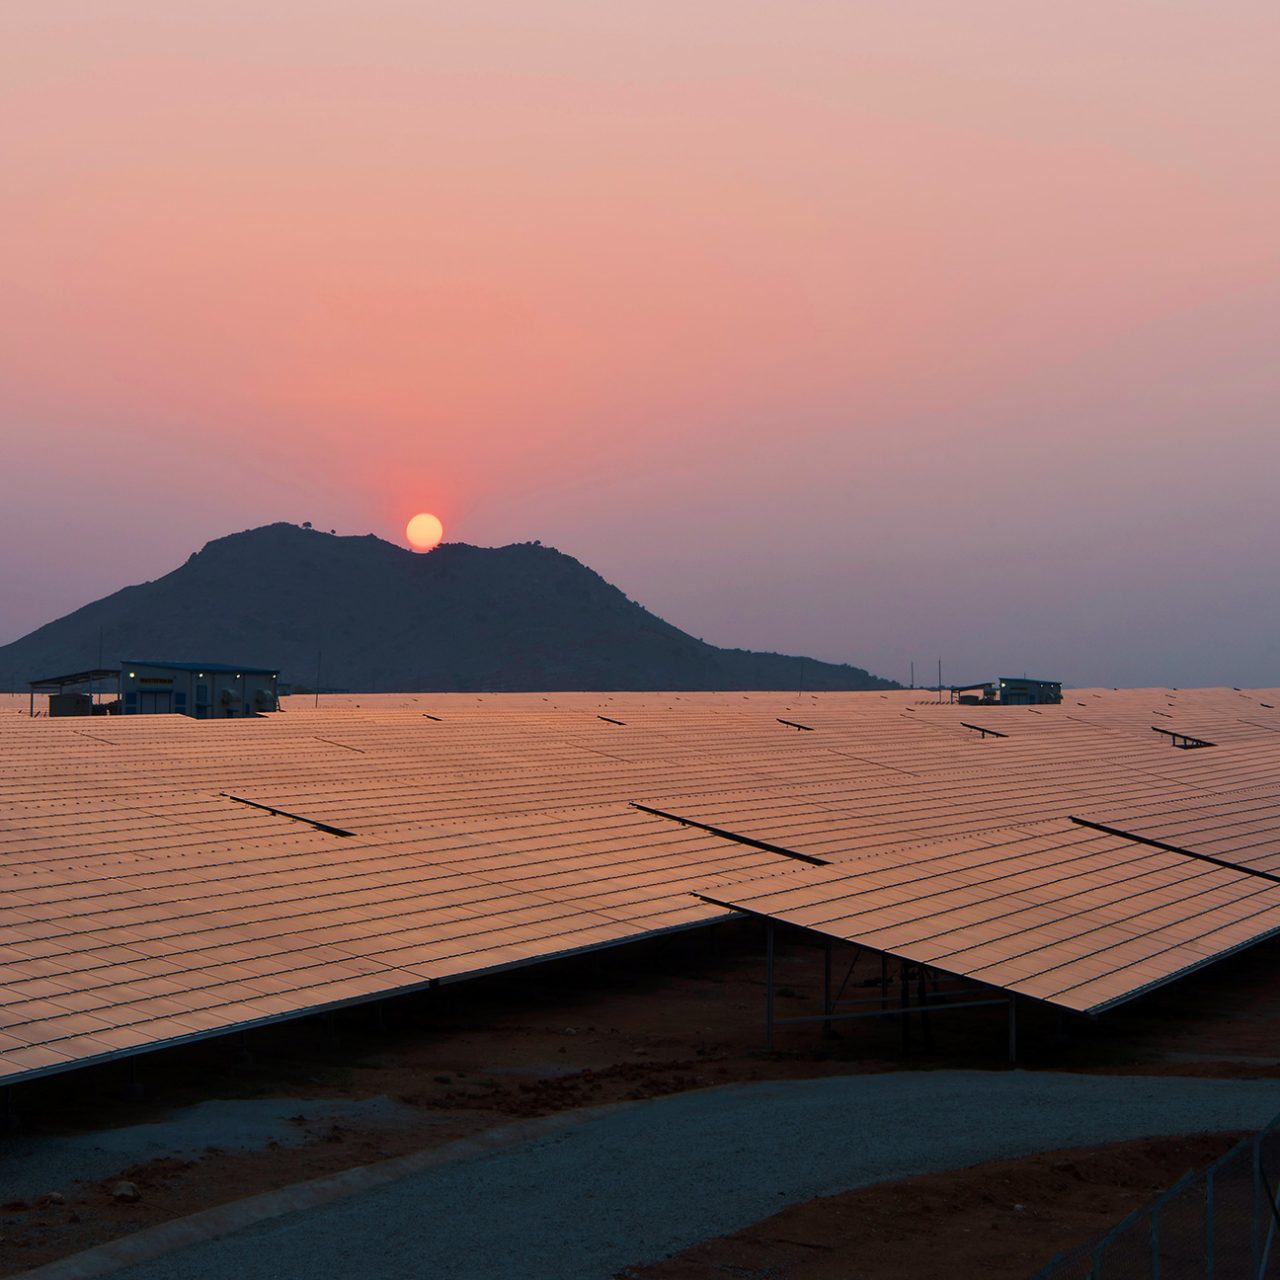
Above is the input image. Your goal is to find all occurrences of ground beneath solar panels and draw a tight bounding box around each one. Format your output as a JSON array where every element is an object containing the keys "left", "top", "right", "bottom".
[
  {"left": 620, "top": 1129, "right": 1249, "bottom": 1280},
  {"left": 4, "top": 924, "right": 1280, "bottom": 1277}
]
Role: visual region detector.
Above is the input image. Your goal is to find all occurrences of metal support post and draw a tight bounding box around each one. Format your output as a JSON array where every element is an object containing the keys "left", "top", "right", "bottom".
[
  {"left": 765, "top": 923, "right": 775, "bottom": 1051},
  {"left": 917, "top": 965, "right": 933, "bottom": 1052},
  {"left": 899, "top": 961, "right": 910, "bottom": 1055},
  {"left": 1007, "top": 998, "right": 1018, "bottom": 1066},
  {"left": 126, "top": 1057, "right": 144, "bottom": 1101},
  {"left": 822, "top": 940, "right": 833, "bottom": 1039},
  {"left": 1253, "top": 1139, "right": 1263, "bottom": 1279},
  {"left": 1205, "top": 1166, "right": 1215, "bottom": 1280},
  {"left": 770, "top": 996, "right": 1011, "bottom": 1029},
  {"left": 1150, "top": 1203, "right": 1161, "bottom": 1279},
  {"left": 880, "top": 953, "right": 889, "bottom": 1011}
]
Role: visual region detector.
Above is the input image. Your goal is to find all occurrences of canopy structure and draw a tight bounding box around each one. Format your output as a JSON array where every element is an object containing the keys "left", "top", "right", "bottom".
[
  {"left": 25, "top": 668, "right": 120, "bottom": 717},
  {"left": 27, "top": 668, "right": 119, "bottom": 692}
]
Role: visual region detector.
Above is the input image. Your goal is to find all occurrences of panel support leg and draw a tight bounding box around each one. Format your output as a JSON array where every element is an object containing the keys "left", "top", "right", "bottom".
[
  {"left": 126, "top": 1057, "right": 145, "bottom": 1102},
  {"left": 1206, "top": 1166, "right": 1215, "bottom": 1279},
  {"left": 917, "top": 965, "right": 933, "bottom": 1052},
  {"left": 899, "top": 961, "right": 910, "bottom": 1055},
  {"left": 822, "top": 939, "right": 833, "bottom": 1039},
  {"left": 765, "top": 923, "right": 776, "bottom": 1051}
]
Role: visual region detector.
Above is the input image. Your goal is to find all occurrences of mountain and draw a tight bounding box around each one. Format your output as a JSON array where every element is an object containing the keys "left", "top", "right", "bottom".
[{"left": 0, "top": 523, "right": 899, "bottom": 692}]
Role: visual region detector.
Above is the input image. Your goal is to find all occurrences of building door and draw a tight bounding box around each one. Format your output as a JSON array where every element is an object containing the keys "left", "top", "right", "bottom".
[{"left": 139, "top": 690, "right": 172, "bottom": 714}]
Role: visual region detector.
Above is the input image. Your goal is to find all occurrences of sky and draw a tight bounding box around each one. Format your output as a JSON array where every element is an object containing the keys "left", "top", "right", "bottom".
[{"left": 2, "top": 1, "right": 1277, "bottom": 688}]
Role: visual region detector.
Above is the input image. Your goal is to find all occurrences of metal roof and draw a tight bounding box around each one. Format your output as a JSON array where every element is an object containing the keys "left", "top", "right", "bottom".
[
  {"left": 122, "top": 660, "right": 279, "bottom": 675},
  {"left": 27, "top": 668, "right": 119, "bottom": 691}
]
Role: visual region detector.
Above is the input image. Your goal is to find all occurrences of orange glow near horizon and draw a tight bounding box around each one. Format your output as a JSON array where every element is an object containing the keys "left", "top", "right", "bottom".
[
  {"left": 2, "top": 2, "right": 1278, "bottom": 687},
  {"left": 405, "top": 512, "right": 444, "bottom": 551}
]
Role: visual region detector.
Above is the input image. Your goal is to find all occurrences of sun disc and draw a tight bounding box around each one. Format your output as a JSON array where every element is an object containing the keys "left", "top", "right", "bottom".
[{"left": 405, "top": 512, "right": 444, "bottom": 551}]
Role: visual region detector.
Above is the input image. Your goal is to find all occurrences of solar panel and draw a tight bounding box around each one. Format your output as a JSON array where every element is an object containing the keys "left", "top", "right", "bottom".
[
  {"left": 699, "top": 819, "right": 1280, "bottom": 1013},
  {"left": 1, "top": 686, "right": 1279, "bottom": 1080}
]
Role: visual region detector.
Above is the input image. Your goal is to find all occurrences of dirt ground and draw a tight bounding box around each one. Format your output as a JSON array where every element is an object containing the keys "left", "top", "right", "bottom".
[
  {"left": 617, "top": 1130, "right": 1248, "bottom": 1280},
  {"left": 3, "top": 920, "right": 1280, "bottom": 1275}
]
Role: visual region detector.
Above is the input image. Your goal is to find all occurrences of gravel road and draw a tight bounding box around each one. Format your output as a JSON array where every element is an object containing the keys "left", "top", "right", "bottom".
[
  {"left": 96, "top": 1071, "right": 1280, "bottom": 1280},
  {"left": 0, "top": 1097, "right": 415, "bottom": 1204}
]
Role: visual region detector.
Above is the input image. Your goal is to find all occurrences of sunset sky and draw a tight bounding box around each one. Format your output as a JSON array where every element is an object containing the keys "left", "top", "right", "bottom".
[{"left": 2, "top": 1, "right": 1277, "bottom": 687}]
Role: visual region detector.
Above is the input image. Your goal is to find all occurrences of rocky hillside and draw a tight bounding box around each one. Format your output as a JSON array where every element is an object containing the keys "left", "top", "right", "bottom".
[{"left": 0, "top": 523, "right": 898, "bottom": 692}]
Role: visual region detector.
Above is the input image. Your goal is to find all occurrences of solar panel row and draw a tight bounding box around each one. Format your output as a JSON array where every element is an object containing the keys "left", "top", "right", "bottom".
[{"left": 0, "top": 687, "right": 1278, "bottom": 1079}]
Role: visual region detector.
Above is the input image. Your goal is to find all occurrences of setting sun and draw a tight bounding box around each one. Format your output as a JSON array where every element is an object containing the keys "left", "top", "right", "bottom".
[{"left": 405, "top": 512, "right": 444, "bottom": 551}]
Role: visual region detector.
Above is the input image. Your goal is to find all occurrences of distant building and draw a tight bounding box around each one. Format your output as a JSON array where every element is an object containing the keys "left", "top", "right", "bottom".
[
  {"left": 998, "top": 676, "right": 1062, "bottom": 705},
  {"left": 120, "top": 661, "right": 279, "bottom": 718},
  {"left": 27, "top": 668, "right": 120, "bottom": 717},
  {"left": 952, "top": 682, "right": 998, "bottom": 706},
  {"left": 48, "top": 690, "right": 95, "bottom": 717},
  {"left": 946, "top": 677, "right": 1063, "bottom": 706}
]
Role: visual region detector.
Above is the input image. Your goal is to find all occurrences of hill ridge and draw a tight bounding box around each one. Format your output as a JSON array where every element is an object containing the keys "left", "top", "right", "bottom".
[{"left": 0, "top": 523, "right": 898, "bottom": 692}]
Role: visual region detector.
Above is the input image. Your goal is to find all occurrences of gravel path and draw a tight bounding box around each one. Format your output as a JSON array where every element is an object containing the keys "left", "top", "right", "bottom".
[
  {"left": 0, "top": 1097, "right": 414, "bottom": 1204},
  {"left": 94, "top": 1072, "right": 1280, "bottom": 1280}
]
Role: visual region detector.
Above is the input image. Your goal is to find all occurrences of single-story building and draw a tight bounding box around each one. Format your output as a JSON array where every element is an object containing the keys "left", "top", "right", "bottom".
[
  {"left": 119, "top": 661, "right": 279, "bottom": 718},
  {"left": 998, "top": 677, "right": 1062, "bottom": 705}
]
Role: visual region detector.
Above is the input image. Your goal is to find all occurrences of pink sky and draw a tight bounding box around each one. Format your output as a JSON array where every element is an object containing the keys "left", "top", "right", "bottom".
[{"left": 2, "top": 1, "right": 1277, "bottom": 686}]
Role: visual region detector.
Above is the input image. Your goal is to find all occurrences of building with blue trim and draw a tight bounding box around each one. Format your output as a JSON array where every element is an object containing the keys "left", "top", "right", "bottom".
[{"left": 120, "top": 660, "right": 279, "bottom": 718}]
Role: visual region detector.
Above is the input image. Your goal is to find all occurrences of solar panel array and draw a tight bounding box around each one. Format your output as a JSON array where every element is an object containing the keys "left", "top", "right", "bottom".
[
  {"left": 700, "top": 820, "right": 1280, "bottom": 1013},
  {"left": 2, "top": 685, "right": 1279, "bottom": 1081}
]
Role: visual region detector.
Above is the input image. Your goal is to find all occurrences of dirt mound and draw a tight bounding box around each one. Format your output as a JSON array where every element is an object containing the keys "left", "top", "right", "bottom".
[{"left": 618, "top": 1130, "right": 1246, "bottom": 1280}]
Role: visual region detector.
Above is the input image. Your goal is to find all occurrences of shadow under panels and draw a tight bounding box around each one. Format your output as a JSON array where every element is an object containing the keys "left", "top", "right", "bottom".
[{"left": 699, "top": 818, "right": 1280, "bottom": 1015}]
